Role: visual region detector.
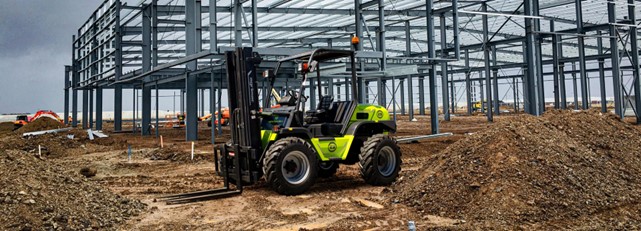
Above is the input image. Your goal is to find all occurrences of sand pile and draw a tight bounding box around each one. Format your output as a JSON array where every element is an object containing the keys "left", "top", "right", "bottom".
[
  {"left": 15, "top": 117, "right": 64, "bottom": 133},
  {"left": 397, "top": 110, "right": 641, "bottom": 229},
  {"left": 0, "top": 149, "right": 146, "bottom": 230}
]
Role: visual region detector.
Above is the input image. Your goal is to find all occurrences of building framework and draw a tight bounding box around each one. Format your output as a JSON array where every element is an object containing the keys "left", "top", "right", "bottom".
[{"left": 64, "top": 0, "right": 641, "bottom": 141}]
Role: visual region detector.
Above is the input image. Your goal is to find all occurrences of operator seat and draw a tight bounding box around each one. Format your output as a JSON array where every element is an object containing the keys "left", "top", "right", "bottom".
[{"left": 304, "top": 95, "right": 334, "bottom": 124}]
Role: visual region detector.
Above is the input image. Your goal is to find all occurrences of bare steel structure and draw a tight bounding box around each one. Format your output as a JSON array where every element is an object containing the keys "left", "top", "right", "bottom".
[{"left": 64, "top": 0, "right": 641, "bottom": 141}]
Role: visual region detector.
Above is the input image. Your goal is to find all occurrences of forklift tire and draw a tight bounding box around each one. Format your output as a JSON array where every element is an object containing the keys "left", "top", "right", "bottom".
[
  {"left": 359, "top": 134, "right": 402, "bottom": 186},
  {"left": 318, "top": 162, "right": 339, "bottom": 178},
  {"left": 263, "top": 137, "right": 318, "bottom": 195}
]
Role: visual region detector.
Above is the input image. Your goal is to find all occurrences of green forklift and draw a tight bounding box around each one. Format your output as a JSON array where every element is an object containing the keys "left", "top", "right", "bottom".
[{"left": 163, "top": 47, "right": 401, "bottom": 203}]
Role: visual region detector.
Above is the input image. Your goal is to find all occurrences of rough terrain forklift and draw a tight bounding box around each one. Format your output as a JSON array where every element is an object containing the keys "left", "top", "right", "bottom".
[{"left": 162, "top": 47, "right": 401, "bottom": 203}]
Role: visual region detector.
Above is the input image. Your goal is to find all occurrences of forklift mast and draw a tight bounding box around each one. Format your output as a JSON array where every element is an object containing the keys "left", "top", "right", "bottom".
[{"left": 227, "top": 47, "right": 263, "bottom": 152}]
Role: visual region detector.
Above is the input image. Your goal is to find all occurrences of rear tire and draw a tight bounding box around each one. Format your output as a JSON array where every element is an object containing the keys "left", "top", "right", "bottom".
[
  {"left": 318, "top": 162, "right": 338, "bottom": 178},
  {"left": 263, "top": 137, "right": 318, "bottom": 195},
  {"left": 359, "top": 134, "right": 402, "bottom": 186}
]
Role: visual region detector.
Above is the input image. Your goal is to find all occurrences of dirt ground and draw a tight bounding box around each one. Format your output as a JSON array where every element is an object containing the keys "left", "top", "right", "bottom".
[
  {"left": 2, "top": 111, "right": 640, "bottom": 230},
  {"left": 59, "top": 118, "right": 473, "bottom": 230}
]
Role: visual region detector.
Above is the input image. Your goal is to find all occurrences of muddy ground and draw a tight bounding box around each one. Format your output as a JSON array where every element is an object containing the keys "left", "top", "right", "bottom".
[{"left": 1, "top": 111, "right": 640, "bottom": 230}]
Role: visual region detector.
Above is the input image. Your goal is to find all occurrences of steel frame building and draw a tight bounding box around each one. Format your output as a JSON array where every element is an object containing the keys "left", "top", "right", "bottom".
[{"left": 64, "top": 0, "right": 641, "bottom": 142}]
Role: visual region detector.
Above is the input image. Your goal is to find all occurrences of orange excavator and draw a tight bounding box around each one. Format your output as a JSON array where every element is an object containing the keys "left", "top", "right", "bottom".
[
  {"left": 14, "top": 110, "right": 64, "bottom": 130},
  {"left": 203, "top": 108, "right": 230, "bottom": 127}
]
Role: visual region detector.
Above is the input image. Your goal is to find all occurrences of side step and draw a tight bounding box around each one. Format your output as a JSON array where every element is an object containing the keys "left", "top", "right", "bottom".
[{"left": 159, "top": 188, "right": 241, "bottom": 204}]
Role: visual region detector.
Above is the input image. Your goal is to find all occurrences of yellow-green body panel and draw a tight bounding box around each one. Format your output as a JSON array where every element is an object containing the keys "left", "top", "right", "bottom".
[
  {"left": 310, "top": 135, "right": 355, "bottom": 161},
  {"left": 259, "top": 103, "right": 392, "bottom": 161}
]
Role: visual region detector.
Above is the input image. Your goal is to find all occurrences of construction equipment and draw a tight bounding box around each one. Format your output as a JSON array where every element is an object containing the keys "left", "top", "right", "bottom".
[
  {"left": 206, "top": 108, "right": 230, "bottom": 127},
  {"left": 13, "top": 110, "right": 64, "bottom": 130},
  {"left": 162, "top": 47, "right": 401, "bottom": 204}
]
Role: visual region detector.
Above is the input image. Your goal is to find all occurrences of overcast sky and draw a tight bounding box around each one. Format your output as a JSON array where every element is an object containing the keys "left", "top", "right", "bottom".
[{"left": 0, "top": 1, "right": 102, "bottom": 114}]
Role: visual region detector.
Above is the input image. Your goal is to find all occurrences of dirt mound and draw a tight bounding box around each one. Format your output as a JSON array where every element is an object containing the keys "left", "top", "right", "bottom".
[
  {"left": 144, "top": 147, "right": 212, "bottom": 162},
  {"left": 396, "top": 110, "right": 641, "bottom": 229},
  {"left": 0, "top": 122, "right": 15, "bottom": 134},
  {"left": 15, "top": 117, "right": 64, "bottom": 133},
  {"left": 0, "top": 149, "right": 146, "bottom": 230},
  {"left": 0, "top": 129, "right": 125, "bottom": 158}
]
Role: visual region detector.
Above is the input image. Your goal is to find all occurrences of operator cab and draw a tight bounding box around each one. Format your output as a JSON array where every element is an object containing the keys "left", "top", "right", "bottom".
[{"left": 262, "top": 49, "right": 360, "bottom": 137}]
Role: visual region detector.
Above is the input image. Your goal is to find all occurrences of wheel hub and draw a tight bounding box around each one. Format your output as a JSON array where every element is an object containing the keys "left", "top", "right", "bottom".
[
  {"left": 377, "top": 146, "right": 396, "bottom": 177},
  {"left": 281, "top": 151, "right": 310, "bottom": 185}
]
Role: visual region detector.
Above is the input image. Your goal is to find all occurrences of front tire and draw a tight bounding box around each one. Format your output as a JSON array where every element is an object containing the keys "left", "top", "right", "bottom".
[
  {"left": 359, "top": 134, "right": 402, "bottom": 186},
  {"left": 263, "top": 137, "right": 318, "bottom": 195}
]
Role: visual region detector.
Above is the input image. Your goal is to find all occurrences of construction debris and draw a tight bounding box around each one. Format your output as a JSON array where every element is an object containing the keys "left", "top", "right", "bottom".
[
  {"left": 22, "top": 127, "right": 73, "bottom": 137},
  {"left": 396, "top": 110, "right": 641, "bottom": 229}
]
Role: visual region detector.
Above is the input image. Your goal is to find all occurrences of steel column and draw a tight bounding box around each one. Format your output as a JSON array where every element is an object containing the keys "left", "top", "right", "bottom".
[
  {"left": 378, "top": 0, "right": 386, "bottom": 71},
  {"left": 628, "top": 0, "right": 641, "bottom": 123},
  {"left": 571, "top": 62, "right": 578, "bottom": 109},
  {"left": 419, "top": 76, "right": 425, "bottom": 115},
  {"left": 608, "top": 0, "right": 623, "bottom": 119},
  {"left": 551, "top": 20, "right": 560, "bottom": 109},
  {"left": 141, "top": 5, "right": 152, "bottom": 135},
  {"left": 560, "top": 63, "right": 567, "bottom": 109},
  {"left": 89, "top": 89, "right": 93, "bottom": 129},
  {"left": 440, "top": 14, "right": 450, "bottom": 121},
  {"left": 523, "top": 0, "right": 542, "bottom": 115},
  {"left": 575, "top": 0, "right": 589, "bottom": 109},
  {"left": 427, "top": 0, "right": 439, "bottom": 134},
  {"left": 210, "top": 0, "right": 217, "bottom": 51},
  {"left": 234, "top": 0, "right": 242, "bottom": 46},
  {"left": 82, "top": 89, "right": 88, "bottom": 129},
  {"left": 465, "top": 49, "right": 472, "bottom": 115},
  {"left": 492, "top": 46, "right": 500, "bottom": 116},
  {"left": 185, "top": 0, "right": 200, "bottom": 141},
  {"left": 64, "top": 66, "right": 70, "bottom": 125},
  {"left": 400, "top": 79, "right": 405, "bottom": 115},
  {"left": 114, "top": 2, "right": 123, "bottom": 131},
  {"left": 96, "top": 87, "right": 103, "bottom": 130},
  {"left": 211, "top": 72, "right": 216, "bottom": 144},
  {"left": 251, "top": 0, "right": 258, "bottom": 47},
  {"left": 72, "top": 35, "right": 78, "bottom": 128},
  {"left": 482, "top": 3, "right": 493, "bottom": 122},
  {"left": 408, "top": 75, "right": 415, "bottom": 121}
]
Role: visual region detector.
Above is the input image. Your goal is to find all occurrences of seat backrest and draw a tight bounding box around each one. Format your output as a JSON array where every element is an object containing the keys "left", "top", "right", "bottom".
[
  {"left": 331, "top": 101, "right": 354, "bottom": 123},
  {"left": 318, "top": 95, "right": 334, "bottom": 111}
]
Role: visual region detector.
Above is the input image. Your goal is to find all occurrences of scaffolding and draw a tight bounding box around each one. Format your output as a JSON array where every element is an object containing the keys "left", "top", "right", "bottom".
[{"left": 64, "top": 0, "right": 641, "bottom": 141}]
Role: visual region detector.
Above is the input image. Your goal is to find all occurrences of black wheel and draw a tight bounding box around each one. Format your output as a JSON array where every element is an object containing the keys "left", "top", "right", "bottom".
[
  {"left": 318, "top": 161, "right": 339, "bottom": 178},
  {"left": 263, "top": 137, "right": 318, "bottom": 195},
  {"left": 359, "top": 134, "right": 402, "bottom": 186}
]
